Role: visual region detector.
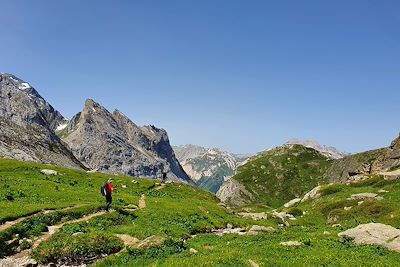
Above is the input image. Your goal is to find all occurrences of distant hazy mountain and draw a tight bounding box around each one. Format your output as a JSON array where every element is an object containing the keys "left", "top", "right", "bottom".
[
  {"left": 285, "top": 139, "right": 347, "bottom": 159},
  {"left": 60, "top": 99, "right": 191, "bottom": 183},
  {"left": 0, "top": 73, "right": 83, "bottom": 168},
  {"left": 173, "top": 145, "right": 250, "bottom": 193}
]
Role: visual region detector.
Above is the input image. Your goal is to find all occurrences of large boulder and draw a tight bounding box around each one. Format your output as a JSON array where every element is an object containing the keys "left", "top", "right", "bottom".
[
  {"left": 339, "top": 223, "right": 400, "bottom": 252},
  {"left": 301, "top": 186, "right": 322, "bottom": 202},
  {"left": 284, "top": 198, "right": 302, "bottom": 208}
]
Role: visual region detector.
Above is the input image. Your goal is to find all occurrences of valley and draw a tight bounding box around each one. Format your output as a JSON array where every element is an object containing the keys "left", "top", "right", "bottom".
[{"left": 1, "top": 73, "right": 400, "bottom": 266}]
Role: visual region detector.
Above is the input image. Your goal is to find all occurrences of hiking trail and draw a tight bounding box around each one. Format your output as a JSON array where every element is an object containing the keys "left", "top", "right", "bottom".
[
  {"left": 0, "top": 210, "right": 109, "bottom": 267},
  {"left": 0, "top": 204, "right": 88, "bottom": 234},
  {"left": 139, "top": 194, "right": 146, "bottom": 209}
]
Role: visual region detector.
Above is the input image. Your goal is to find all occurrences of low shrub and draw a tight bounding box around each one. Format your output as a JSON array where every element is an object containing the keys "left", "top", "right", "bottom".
[
  {"left": 349, "top": 175, "right": 383, "bottom": 187},
  {"left": 286, "top": 207, "right": 303, "bottom": 217},
  {"left": 319, "top": 184, "right": 344, "bottom": 196},
  {"left": 33, "top": 232, "right": 123, "bottom": 264}
]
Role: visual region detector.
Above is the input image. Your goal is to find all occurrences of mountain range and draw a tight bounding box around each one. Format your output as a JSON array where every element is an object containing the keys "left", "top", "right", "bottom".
[
  {"left": 0, "top": 73, "right": 190, "bottom": 183},
  {"left": 173, "top": 145, "right": 249, "bottom": 192},
  {"left": 217, "top": 137, "right": 400, "bottom": 207}
]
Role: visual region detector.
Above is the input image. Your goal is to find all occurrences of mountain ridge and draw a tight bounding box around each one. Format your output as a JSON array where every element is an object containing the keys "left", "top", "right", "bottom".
[{"left": 61, "top": 99, "right": 191, "bottom": 183}]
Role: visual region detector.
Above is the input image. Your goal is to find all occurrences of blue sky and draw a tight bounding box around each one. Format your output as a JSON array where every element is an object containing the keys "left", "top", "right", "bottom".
[{"left": 1, "top": 0, "right": 399, "bottom": 154}]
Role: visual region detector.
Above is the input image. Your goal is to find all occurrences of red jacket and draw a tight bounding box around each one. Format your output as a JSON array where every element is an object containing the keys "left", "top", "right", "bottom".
[{"left": 106, "top": 183, "right": 113, "bottom": 194}]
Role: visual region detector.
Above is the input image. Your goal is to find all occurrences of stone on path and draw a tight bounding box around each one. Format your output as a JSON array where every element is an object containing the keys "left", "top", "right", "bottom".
[
  {"left": 248, "top": 259, "right": 259, "bottom": 267},
  {"left": 139, "top": 194, "right": 146, "bottom": 209},
  {"left": 137, "top": 235, "right": 165, "bottom": 249},
  {"left": 116, "top": 234, "right": 140, "bottom": 246}
]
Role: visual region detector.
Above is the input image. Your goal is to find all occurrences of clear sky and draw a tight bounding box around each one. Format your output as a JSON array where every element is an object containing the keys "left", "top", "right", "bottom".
[{"left": 1, "top": 0, "right": 399, "bottom": 154}]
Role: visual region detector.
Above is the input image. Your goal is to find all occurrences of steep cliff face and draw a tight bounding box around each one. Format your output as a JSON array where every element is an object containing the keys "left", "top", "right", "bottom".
[
  {"left": 0, "top": 73, "right": 83, "bottom": 168},
  {"left": 61, "top": 99, "right": 191, "bottom": 183},
  {"left": 0, "top": 73, "right": 66, "bottom": 131}
]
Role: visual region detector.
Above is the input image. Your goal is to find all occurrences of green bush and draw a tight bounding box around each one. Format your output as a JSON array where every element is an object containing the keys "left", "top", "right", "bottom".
[
  {"left": 319, "top": 184, "right": 343, "bottom": 196},
  {"left": 320, "top": 199, "right": 358, "bottom": 217},
  {"left": 349, "top": 175, "right": 383, "bottom": 187},
  {"left": 33, "top": 232, "right": 124, "bottom": 264},
  {"left": 286, "top": 207, "right": 303, "bottom": 217}
]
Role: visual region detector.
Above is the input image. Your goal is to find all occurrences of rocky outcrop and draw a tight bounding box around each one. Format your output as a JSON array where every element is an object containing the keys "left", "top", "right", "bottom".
[
  {"left": 173, "top": 144, "right": 249, "bottom": 193},
  {"left": 373, "top": 136, "right": 400, "bottom": 172},
  {"left": 325, "top": 135, "right": 400, "bottom": 183},
  {"left": 339, "top": 223, "right": 400, "bottom": 253},
  {"left": 61, "top": 99, "right": 191, "bottom": 183},
  {"left": 0, "top": 73, "right": 83, "bottom": 169},
  {"left": 216, "top": 178, "right": 253, "bottom": 206},
  {"left": 325, "top": 148, "right": 388, "bottom": 182}
]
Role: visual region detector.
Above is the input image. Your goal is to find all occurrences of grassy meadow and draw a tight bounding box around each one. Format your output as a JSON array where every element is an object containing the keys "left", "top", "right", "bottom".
[{"left": 1, "top": 158, "right": 400, "bottom": 266}]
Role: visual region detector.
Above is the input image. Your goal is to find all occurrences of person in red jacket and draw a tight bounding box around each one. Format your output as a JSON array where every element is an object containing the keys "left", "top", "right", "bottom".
[{"left": 104, "top": 178, "right": 113, "bottom": 211}]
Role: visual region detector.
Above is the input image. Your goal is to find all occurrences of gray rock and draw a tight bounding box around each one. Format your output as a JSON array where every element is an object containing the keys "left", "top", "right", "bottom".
[
  {"left": 248, "top": 225, "right": 275, "bottom": 235},
  {"left": 283, "top": 198, "right": 302, "bottom": 208},
  {"left": 339, "top": 223, "right": 400, "bottom": 252},
  {"left": 61, "top": 99, "right": 191, "bottom": 183},
  {"left": 0, "top": 73, "right": 83, "bottom": 169},
  {"left": 212, "top": 227, "right": 247, "bottom": 236},
  {"left": 189, "top": 248, "right": 198, "bottom": 253},
  {"left": 301, "top": 185, "right": 322, "bottom": 202},
  {"left": 349, "top": 193, "right": 383, "bottom": 201},
  {"left": 238, "top": 212, "right": 268, "bottom": 221},
  {"left": 40, "top": 169, "right": 58, "bottom": 176},
  {"left": 216, "top": 178, "right": 253, "bottom": 206},
  {"left": 280, "top": 241, "right": 303, "bottom": 247},
  {"left": 72, "top": 232, "right": 85, "bottom": 236},
  {"left": 272, "top": 211, "right": 296, "bottom": 222}
]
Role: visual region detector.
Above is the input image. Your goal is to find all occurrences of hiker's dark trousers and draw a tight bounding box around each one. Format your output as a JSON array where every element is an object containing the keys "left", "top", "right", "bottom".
[{"left": 105, "top": 194, "right": 112, "bottom": 211}]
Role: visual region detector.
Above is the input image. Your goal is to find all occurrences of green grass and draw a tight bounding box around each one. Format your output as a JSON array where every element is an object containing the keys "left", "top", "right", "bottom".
[
  {"left": 232, "top": 145, "right": 333, "bottom": 207},
  {"left": 2, "top": 158, "right": 400, "bottom": 266},
  {"left": 97, "top": 227, "right": 400, "bottom": 267},
  {"left": 0, "top": 159, "right": 154, "bottom": 223}
]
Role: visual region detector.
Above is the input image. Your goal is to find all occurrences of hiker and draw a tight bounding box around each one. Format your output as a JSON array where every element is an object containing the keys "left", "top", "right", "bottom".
[
  {"left": 161, "top": 171, "right": 167, "bottom": 184},
  {"left": 102, "top": 178, "right": 113, "bottom": 211}
]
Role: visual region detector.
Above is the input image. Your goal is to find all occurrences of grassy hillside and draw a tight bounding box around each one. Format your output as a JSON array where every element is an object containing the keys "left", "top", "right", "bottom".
[
  {"left": 232, "top": 145, "right": 333, "bottom": 207},
  {"left": 1, "top": 158, "right": 400, "bottom": 266}
]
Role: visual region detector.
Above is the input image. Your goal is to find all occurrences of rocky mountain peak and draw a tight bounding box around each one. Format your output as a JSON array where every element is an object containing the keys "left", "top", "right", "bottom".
[
  {"left": 0, "top": 73, "right": 83, "bottom": 169},
  {"left": 0, "top": 73, "right": 66, "bottom": 131},
  {"left": 61, "top": 100, "right": 191, "bottom": 183}
]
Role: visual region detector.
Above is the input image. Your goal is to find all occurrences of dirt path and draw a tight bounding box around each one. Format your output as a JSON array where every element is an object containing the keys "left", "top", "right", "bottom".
[
  {"left": 139, "top": 194, "right": 146, "bottom": 209},
  {"left": 0, "top": 204, "right": 89, "bottom": 233},
  {"left": 31, "top": 211, "right": 107, "bottom": 249},
  {"left": 155, "top": 183, "right": 166, "bottom": 191},
  {"left": 0, "top": 210, "right": 108, "bottom": 267}
]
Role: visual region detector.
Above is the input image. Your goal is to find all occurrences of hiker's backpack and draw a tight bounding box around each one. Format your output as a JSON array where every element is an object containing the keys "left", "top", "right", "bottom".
[{"left": 100, "top": 184, "right": 106, "bottom": 196}]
